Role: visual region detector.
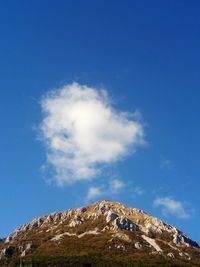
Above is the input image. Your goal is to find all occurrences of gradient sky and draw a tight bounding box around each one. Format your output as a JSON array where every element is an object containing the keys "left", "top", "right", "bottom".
[{"left": 1, "top": 1, "right": 200, "bottom": 244}]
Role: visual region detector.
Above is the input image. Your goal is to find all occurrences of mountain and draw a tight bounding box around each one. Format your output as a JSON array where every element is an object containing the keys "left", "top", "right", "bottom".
[{"left": 0, "top": 200, "right": 200, "bottom": 267}]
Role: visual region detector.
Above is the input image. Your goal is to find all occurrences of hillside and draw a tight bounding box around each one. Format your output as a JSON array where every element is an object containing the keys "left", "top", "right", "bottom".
[{"left": 0, "top": 200, "right": 200, "bottom": 266}]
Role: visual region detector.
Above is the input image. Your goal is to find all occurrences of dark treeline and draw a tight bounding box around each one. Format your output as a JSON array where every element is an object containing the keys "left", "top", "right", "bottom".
[{"left": 0, "top": 255, "right": 199, "bottom": 267}]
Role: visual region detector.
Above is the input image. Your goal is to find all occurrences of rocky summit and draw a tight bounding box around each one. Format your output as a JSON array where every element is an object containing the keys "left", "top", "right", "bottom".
[{"left": 0, "top": 200, "right": 200, "bottom": 266}]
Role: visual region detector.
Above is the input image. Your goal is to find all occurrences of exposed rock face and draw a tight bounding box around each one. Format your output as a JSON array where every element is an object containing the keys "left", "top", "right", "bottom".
[
  {"left": 141, "top": 235, "right": 162, "bottom": 252},
  {"left": 106, "top": 211, "right": 118, "bottom": 223},
  {"left": 0, "top": 246, "right": 16, "bottom": 259},
  {"left": 135, "top": 242, "right": 142, "bottom": 249},
  {"left": 21, "top": 242, "right": 36, "bottom": 257},
  {"left": 69, "top": 215, "right": 83, "bottom": 227},
  {"left": 173, "top": 229, "right": 199, "bottom": 247},
  {"left": 167, "top": 252, "right": 175, "bottom": 258},
  {"left": 0, "top": 200, "right": 199, "bottom": 262},
  {"left": 112, "top": 216, "right": 140, "bottom": 231},
  {"left": 3, "top": 200, "right": 199, "bottom": 247}
]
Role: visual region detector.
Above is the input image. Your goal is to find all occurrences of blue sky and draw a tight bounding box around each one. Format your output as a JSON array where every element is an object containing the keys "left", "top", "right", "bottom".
[{"left": 1, "top": 0, "right": 200, "bottom": 244}]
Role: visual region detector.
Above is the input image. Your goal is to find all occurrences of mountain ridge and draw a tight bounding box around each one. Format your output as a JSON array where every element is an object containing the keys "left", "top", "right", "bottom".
[{"left": 0, "top": 200, "right": 200, "bottom": 266}]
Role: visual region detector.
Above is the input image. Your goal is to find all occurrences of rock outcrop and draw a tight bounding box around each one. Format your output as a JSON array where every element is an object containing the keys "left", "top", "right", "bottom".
[{"left": 0, "top": 200, "right": 199, "bottom": 262}]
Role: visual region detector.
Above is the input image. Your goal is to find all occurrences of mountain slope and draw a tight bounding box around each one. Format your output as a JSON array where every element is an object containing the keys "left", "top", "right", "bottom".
[{"left": 0, "top": 200, "right": 200, "bottom": 266}]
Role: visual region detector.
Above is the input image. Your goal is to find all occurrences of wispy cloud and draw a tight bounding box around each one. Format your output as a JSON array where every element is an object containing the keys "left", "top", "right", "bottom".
[
  {"left": 154, "top": 197, "right": 190, "bottom": 219},
  {"left": 160, "top": 156, "right": 173, "bottom": 169},
  {"left": 85, "top": 179, "right": 125, "bottom": 201},
  {"left": 86, "top": 186, "right": 105, "bottom": 201},
  {"left": 133, "top": 186, "right": 144, "bottom": 196},
  {"left": 40, "top": 82, "right": 145, "bottom": 185},
  {"left": 109, "top": 179, "right": 124, "bottom": 192}
]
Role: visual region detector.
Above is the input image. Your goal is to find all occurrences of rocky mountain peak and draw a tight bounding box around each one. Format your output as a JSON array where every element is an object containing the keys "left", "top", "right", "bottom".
[{"left": 0, "top": 200, "right": 199, "bottom": 263}]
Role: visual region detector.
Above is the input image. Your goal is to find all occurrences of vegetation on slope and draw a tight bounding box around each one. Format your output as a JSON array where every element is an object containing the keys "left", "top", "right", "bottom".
[{"left": 0, "top": 254, "right": 200, "bottom": 267}]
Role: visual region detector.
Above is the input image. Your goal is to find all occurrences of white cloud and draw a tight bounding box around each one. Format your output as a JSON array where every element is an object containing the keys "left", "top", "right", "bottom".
[
  {"left": 40, "top": 82, "right": 145, "bottom": 185},
  {"left": 85, "top": 179, "right": 124, "bottom": 202},
  {"left": 154, "top": 197, "right": 190, "bottom": 219},
  {"left": 133, "top": 186, "right": 144, "bottom": 196},
  {"left": 85, "top": 186, "right": 105, "bottom": 201},
  {"left": 109, "top": 179, "right": 124, "bottom": 192}
]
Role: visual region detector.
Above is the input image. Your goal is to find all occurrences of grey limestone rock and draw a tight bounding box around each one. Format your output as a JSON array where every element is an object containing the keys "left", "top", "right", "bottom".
[
  {"left": 112, "top": 216, "right": 140, "bottom": 231},
  {"left": 135, "top": 242, "right": 142, "bottom": 249},
  {"left": 106, "top": 211, "right": 118, "bottom": 223}
]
